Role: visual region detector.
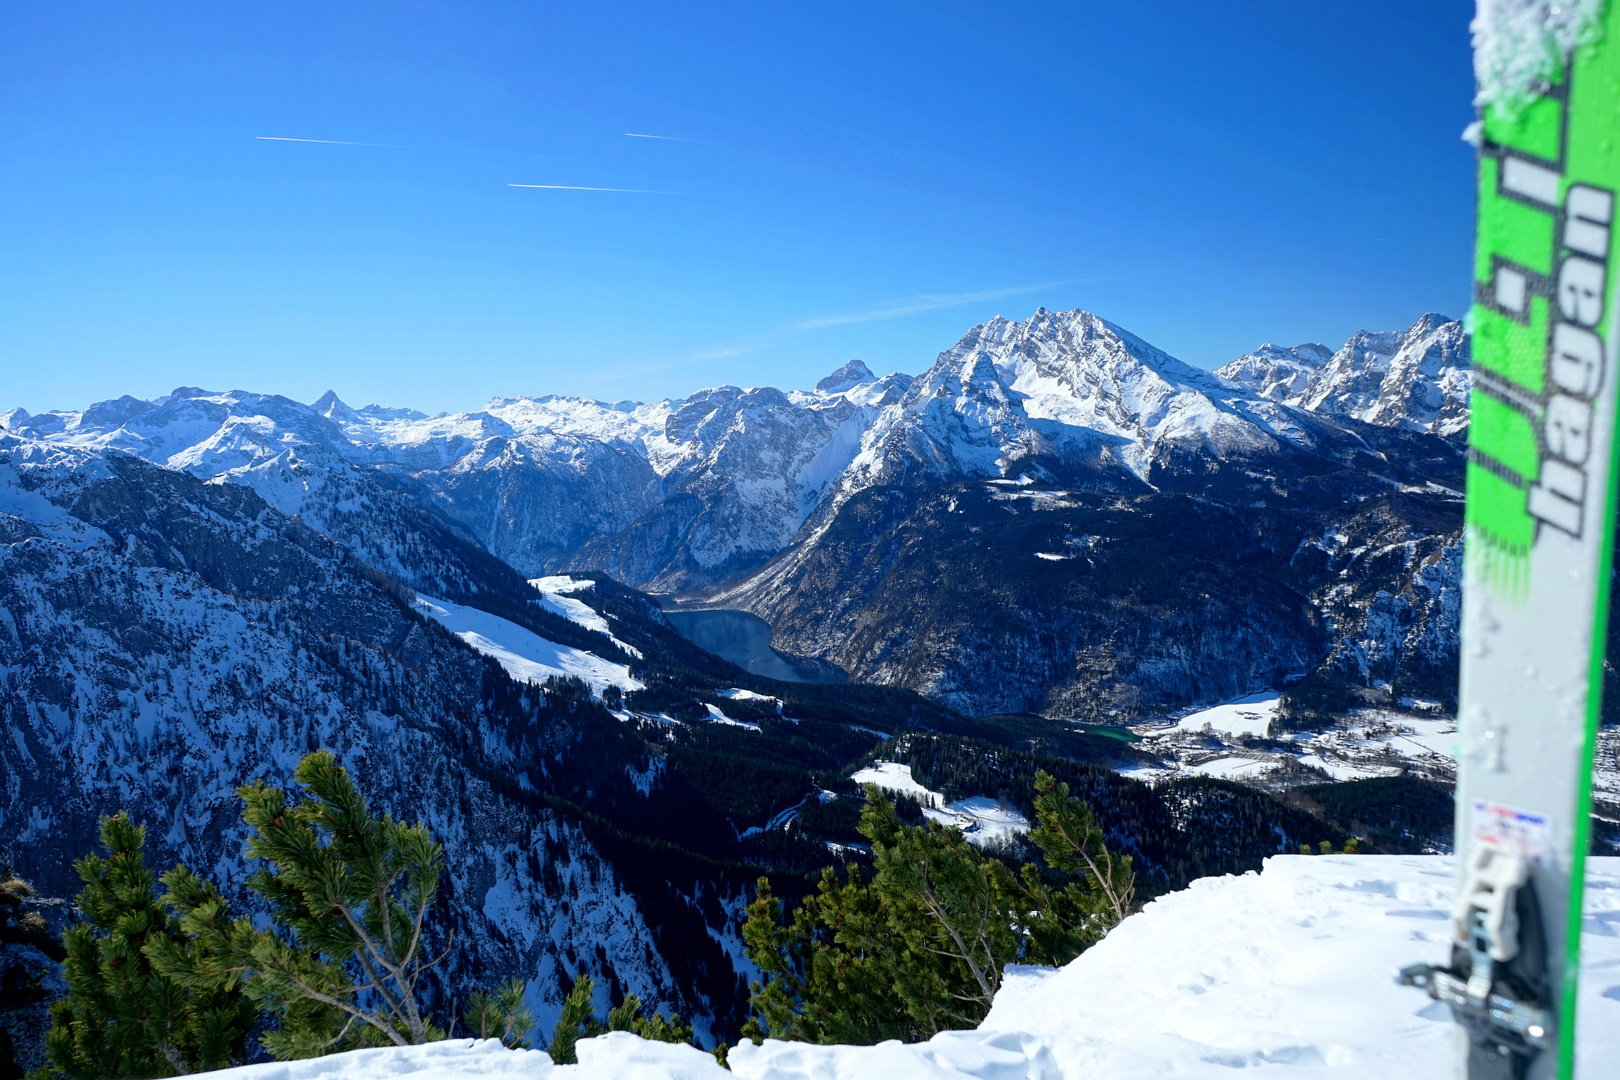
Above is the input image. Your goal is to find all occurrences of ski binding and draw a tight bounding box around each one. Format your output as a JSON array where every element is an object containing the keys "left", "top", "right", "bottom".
[{"left": 1399, "top": 844, "right": 1554, "bottom": 1078}]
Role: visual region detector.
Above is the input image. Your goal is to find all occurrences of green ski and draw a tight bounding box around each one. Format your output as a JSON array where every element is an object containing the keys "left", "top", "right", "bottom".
[{"left": 1399, "top": 5, "right": 1619, "bottom": 1079}]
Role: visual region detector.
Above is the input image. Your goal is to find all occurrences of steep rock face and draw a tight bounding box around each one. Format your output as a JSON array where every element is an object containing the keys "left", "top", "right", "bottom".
[
  {"left": 563, "top": 380, "right": 908, "bottom": 591},
  {"left": 385, "top": 434, "right": 661, "bottom": 576},
  {"left": 1216, "top": 343, "right": 1333, "bottom": 402},
  {"left": 1279, "top": 498, "right": 1466, "bottom": 725},
  {"left": 0, "top": 437, "right": 725, "bottom": 1034},
  {"left": 1216, "top": 315, "right": 1470, "bottom": 438},
  {"left": 334, "top": 398, "right": 667, "bottom": 575}
]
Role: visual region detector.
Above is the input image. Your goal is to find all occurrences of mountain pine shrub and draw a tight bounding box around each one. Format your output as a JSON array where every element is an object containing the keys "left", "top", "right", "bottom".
[
  {"left": 544, "top": 976, "right": 601, "bottom": 1065},
  {"left": 463, "top": 979, "right": 534, "bottom": 1048},
  {"left": 149, "top": 751, "right": 447, "bottom": 1057},
  {"left": 42, "top": 815, "right": 256, "bottom": 1079},
  {"left": 1021, "top": 770, "right": 1136, "bottom": 954},
  {"left": 544, "top": 975, "right": 692, "bottom": 1064},
  {"left": 742, "top": 772, "right": 1134, "bottom": 1044}
]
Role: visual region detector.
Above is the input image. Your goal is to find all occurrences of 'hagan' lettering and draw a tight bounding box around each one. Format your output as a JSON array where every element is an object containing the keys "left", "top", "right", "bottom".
[{"left": 1530, "top": 185, "right": 1613, "bottom": 538}]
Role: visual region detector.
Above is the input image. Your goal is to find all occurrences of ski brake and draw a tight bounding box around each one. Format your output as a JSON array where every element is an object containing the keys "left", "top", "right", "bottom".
[{"left": 1399, "top": 844, "right": 1555, "bottom": 1080}]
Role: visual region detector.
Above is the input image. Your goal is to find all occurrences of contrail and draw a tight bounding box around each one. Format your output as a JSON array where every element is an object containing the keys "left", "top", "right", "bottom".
[
  {"left": 257, "top": 136, "right": 562, "bottom": 159},
  {"left": 256, "top": 136, "right": 425, "bottom": 149},
  {"left": 624, "top": 133, "right": 687, "bottom": 141},
  {"left": 508, "top": 184, "right": 671, "bottom": 193}
]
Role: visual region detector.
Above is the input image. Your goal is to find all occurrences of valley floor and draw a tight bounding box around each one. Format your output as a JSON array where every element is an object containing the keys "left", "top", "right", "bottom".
[
  {"left": 1124, "top": 694, "right": 1461, "bottom": 791},
  {"left": 188, "top": 855, "right": 1620, "bottom": 1080}
]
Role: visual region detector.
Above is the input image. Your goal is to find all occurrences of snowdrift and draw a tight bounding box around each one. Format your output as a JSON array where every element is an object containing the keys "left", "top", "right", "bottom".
[{"left": 190, "top": 854, "right": 1620, "bottom": 1079}]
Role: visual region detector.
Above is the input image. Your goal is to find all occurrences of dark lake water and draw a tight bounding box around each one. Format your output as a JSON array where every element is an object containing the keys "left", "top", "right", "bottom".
[{"left": 663, "top": 608, "right": 846, "bottom": 684}]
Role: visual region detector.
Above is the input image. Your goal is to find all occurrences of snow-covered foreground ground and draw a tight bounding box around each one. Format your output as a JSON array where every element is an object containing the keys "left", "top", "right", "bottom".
[
  {"left": 413, "top": 595, "right": 642, "bottom": 694},
  {"left": 188, "top": 855, "right": 1620, "bottom": 1079}
]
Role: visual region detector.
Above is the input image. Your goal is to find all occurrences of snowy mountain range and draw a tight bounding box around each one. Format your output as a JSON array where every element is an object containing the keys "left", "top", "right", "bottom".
[
  {"left": 1214, "top": 313, "right": 1470, "bottom": 438},
  {"left": 0, "top": 309, "right": 1470, "bottom": 718}
]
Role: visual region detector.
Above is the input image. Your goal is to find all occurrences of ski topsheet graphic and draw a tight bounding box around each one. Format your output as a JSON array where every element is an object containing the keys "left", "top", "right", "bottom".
[{"left": 1401, "top": 4, "right": 1619, "bottom": 1079}]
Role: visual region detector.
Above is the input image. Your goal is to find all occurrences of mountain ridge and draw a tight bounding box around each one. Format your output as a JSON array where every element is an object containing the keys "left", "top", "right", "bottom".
[{"left": 2, "top": 308, "right": 1471, "bottom": 718}]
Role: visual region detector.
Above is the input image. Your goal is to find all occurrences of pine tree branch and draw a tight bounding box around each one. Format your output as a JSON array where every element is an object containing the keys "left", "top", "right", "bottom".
[
  {"left": 408, "top": 929, "right": 454, "bottom": 986},
  {"left": 317, "top": 1012, "right": 361, "bottom": 1051},
  {"left": 158, "top": 1038, "right": 189, "bottom": 1075},
  {"left": 374, "top": 877, "right": 398, "bottom": 963},
  {"left": 915, "top": 878, "right": 993, "bottom": 1002},
  {"left": 399, "top": 891, "right": 433, "bottom": 984},
  {"left": 332, "top": 904, "right": 409, "bottom": 1024},
  {"left": 272, "top": 968, "right": 409, "bottom": 1047}
]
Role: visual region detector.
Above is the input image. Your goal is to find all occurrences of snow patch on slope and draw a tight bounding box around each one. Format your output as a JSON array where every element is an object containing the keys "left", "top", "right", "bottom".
[
  {"left": 528, "top": 576, "right": 643, "bottom": 659},
  {"left": 413, "top": 595, "right": 642, "bottom": 694},
  {"left": 851, "top": 762, "right": 939, "bottom": 803},
  {"left": 703, "top": 702, "right": 761, "bottom": 731},
  {"left": 851, "top": 763, "right": 1030, "bottom": 846},
  {"left": 1172, "top": 692, "right": 1280, "bottom": 737}
]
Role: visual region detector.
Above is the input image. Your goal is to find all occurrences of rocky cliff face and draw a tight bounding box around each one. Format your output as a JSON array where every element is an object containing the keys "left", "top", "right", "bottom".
[
  {"left": 1215, "top": 343, "right": 1334, "bottom": 403},
  {"left": 565, "top": 382, "right": 903, "bottom": 591},
  {"left": 1277, "top": 497, "right": 1466, "bottom": 726},
  {"left": 0, "top": 436, "right": 737, "bottom": 1038}
]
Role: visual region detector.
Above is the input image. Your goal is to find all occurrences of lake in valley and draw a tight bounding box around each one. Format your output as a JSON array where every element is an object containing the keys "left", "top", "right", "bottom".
[{"left": 662, "top": 608, "right": 846, "bottom": 684}]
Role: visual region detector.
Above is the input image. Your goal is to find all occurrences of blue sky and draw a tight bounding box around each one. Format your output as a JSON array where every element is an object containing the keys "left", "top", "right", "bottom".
[{"left": 2, "top": 1, "right": 1476, "bottom": 415}]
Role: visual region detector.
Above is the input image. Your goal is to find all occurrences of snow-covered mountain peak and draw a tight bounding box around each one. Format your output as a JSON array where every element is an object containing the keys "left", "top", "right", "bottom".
[
  {"left": 1216, "top": 343, "right": 1333, "bottom": 402},
  {"left": 1, "top": 408, "right": 40, "bottom": 433},
  {"left": 306, "top": 393, "right": 432, "bottom": 444},
  {"left": 311, "top": 389, "right": 359, "bottom": 423},
  {"left": 471, "top": 395, "right": 672, "bottom": 453},
  {"left": 1217, "top": 314, "right": 1470, "bottom": 438},
  {"left": 14, "top": 387, "right": 354, "bottom": 477},
  {"left": 815, "top": 359, "right": 877, "bottom": 393},
  {"left": 934, "top": 309, "right": 1229, "bottom": 404},
  {"left": 832, "top": 308, "right": 1305, "bottom": 495}
]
